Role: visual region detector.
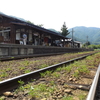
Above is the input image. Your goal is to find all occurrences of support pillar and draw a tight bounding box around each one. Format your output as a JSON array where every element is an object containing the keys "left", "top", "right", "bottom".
[{"left": 10, "top": 25, "right": 16, "bottom": 44}]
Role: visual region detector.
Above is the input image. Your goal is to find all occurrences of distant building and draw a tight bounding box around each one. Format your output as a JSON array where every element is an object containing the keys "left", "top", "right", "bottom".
[{"left": 61, "top": 39, "right": 81, "bottom": 48}]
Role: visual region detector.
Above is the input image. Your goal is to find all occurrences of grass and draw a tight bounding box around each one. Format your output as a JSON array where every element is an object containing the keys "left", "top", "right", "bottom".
[
  {"left": 73, "top": 70, "right": 80, "bottom": 78},
  {"left": 49, "top": 80, "right": 55, "bottom": 86},
  {"left": 18, "top": 66, "right": 25, "bottom": 70},
  {"left": 62, "top": 96, "right": 73, "bottom": 100},
  {"left": 7, "top": 51, "right": 100, "bottom": 100},
  {"left": 11, "top": 57, "right": 14, "bottom": 59},
  {"left": 18, "top": 80, "right": 25, "bottom": 90},
  {"left": 56, "top": 65, "right": 72, "bottom": 74},
  {"left": 0, "top": 72, "right": 8, "bottom": 78},
  {"left": 28, "top": 83, "right": 55, "bottom": 99},
  {"left": 18, "top": 80, "right": 24, "bottom": 85},
  {"left": 78, "top": 93, "right": 87, "bottom": 100},
  {"left": 40, "top": 70, "right": 52, "bottom": 77},
  {"left": 78, "top": 65, "right": 90, "bottom": 74},
  {"left": 51, "top": 72, "right": 60, "bottom": 78},
  {"left": 0, "top": 97, "right": 4, "bottom": 100},
  {"left": 0, "top": 51, "right": 96, "bottom": 82},
  {"left": 21, "top": 60, "right": 30, "bottom": 66},
  {"left": 40, "top": 64, "right": 48, "bottom": 68},
  {"left": 64, "top": 65, "right": 72, "bottom": 73},
  {"left": 72, "top": 64, "right": 90, "bottom": 78},
  {"left": 56, "top": 67, "right": 62, "bottom": 72},
  {"left": 24, "top": 69, "right": 31, "bottom": 73},
  {"left": 5, "top": 67, "right": 12, "bottom": 71}
]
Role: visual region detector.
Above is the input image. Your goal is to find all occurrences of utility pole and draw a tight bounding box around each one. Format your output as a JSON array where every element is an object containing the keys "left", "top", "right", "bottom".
[
  {"left": 71, "top": 28, "right": 75, "bottom": 48},
  {"left": 86, "top": 36, "right": 88, "bottom": 48},
  {"left": 87, "top": 36, "right": 88, "bottom": 43}
]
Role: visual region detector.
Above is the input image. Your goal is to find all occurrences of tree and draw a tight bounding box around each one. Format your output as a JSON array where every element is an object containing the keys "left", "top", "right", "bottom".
[
  {"left": 27, "top": 20, "right": 43, "bottom": 27},
  {"left": 37, "top": 24, "right": 44, "bottom": 27},
  {"left": 82, "top": 41, "right": 91, "bottom": 48},
  {"left": 86, "top": 41, "right": 91, "bottom": 45},
  {"left": 61, "top": 22, "right": 70, "bottom": 37},
  {"left": 27, "top": 20, "right": 34, "bottom": 24}
]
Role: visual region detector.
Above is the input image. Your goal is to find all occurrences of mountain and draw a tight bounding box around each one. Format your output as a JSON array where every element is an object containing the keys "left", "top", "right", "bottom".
[
  {"left": 48, "top": 26, "right": 100, "bottom": 45},
  {"left": 68, "top": 26, "right": 100, "bottom": 44},
  {"left": 48, "top": 28, "right": 60, "bottom": 33}
]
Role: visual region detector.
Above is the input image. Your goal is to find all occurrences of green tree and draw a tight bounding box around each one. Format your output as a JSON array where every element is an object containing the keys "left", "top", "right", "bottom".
[
  {"left": 27, "top": 20, "right": 34, "bottom": 24},
  {"left": 83, "top": 41, "right": 91, "bottom": 48},
  {"left": 86, "top": 41, "right": 91, "bottom": 45},
  {"left": 37, "top": 24, "right": 44, "bottom": 27},
  {"left": 27, "top": 20, "right": 43, "bottom": 27},
  {"left": 61, "top": 22, "right": 70, "bottom": 36}
]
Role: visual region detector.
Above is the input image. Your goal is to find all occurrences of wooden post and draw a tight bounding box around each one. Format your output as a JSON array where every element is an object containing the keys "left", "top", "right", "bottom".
[
  {"left": 26, "top": 29, "right": 29, "bottom": 45},
  {"left": 39, "top": 33, "right": 42, "bottom": 45},
  {"left": 10, "top": 25, "right": 16, "bottom": 43},
  {"left": 63, "top": 38, "right": 65, "bottom": 47}
]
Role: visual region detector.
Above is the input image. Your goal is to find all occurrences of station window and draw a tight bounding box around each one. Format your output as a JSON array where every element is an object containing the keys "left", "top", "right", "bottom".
[
  {"left": 16, "top": 29, "right": 20, "bottom": 33},
  {"left": 2, "top": 32, "right": 10, "bottom": 40},
  {"left": 0, "top": 18, "right": 3, "bottom": 22},
  {"left": 21, "top": 28, "right": 25, "bottom": 32}
]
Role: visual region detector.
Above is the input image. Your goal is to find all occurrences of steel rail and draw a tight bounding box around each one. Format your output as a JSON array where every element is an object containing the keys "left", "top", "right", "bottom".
[
  {"left": 86, "top": 64, "right": 100, "bottom": 100},
  {"left": 0, "top": 52, "right": 66, "bottom": 61},
  {"left": 0, "top": 53, "right": 94, "bottom": 95}
]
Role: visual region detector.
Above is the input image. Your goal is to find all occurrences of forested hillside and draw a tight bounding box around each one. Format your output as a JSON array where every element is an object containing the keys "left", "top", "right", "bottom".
[
  {"left": 48, "top": 26, "right": 100, "bottom": 45},
  {"left": 68, "top": 26, "right": 100, "bottom": 44}
]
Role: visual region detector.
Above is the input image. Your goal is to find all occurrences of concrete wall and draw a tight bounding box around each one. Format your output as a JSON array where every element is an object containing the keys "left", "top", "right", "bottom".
[
  {"left": 0, "top": 48, "right": 8, "bottom": 56},
  {"left": 0, "top": 44, "right": 93, "bottom": 57}
]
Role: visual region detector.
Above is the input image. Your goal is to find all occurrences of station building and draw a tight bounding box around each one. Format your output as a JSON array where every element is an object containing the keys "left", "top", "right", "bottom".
[{"left": 0, "top": 12, "right": 81, "bottom": 47}]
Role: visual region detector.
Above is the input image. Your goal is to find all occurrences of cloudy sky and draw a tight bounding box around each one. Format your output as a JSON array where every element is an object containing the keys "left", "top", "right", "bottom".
[{"left": 0, "top": 0, "right": 100, "bottom": 31}]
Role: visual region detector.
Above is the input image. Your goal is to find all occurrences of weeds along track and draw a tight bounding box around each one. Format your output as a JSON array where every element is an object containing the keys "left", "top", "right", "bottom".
[
  {"left": 0, "top": 51, "right": 97, "bottom": 81},
  {"left": 0, "top": 52, "right": 67, "bottom": 61},
  {"left": 0, "top": 51, "right": 99, "bottom": 99}
]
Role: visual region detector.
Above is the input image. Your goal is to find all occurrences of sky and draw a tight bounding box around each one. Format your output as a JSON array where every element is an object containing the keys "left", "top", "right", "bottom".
[{"left": 0, "top": 0, "right": 100, "bottom": 31}]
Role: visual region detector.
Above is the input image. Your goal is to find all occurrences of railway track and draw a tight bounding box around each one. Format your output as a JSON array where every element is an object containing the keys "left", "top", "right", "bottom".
[
  {"left": 0, "top": 53, "right": 95, "bottom": 95},
  {"left": 0, "top": 52, "right": 66, "bottom": 61},
  {"left": 86, "top": 64, "right": 100, "bottom": 100}
]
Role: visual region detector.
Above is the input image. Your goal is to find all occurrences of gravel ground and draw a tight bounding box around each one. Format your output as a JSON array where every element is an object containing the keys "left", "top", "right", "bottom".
[
  {"left": 0, "top": 51, "right": 96, "bottom": 81},
  {"left": 0, "top": 51, "right": 99, "bottom": 100}
]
